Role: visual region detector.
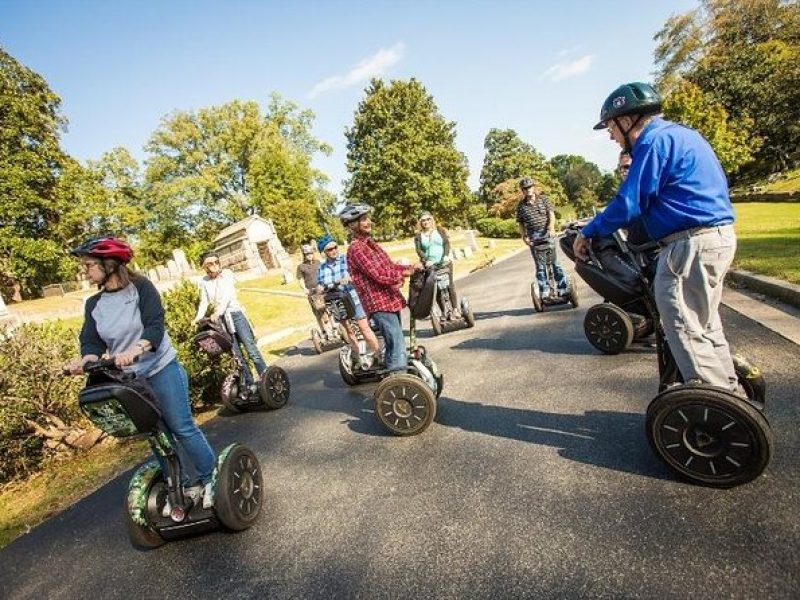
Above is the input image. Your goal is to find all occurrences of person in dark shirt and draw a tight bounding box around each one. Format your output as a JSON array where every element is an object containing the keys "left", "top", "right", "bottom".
[
  {"left": 516, "top": 177, "right": 569, "bottom": 298},
  {"left": 296, "top": 243, "right": 326, "bottom": 331},
  {"left": 574, "top": 82, "right": 738, "bottom": 391}
]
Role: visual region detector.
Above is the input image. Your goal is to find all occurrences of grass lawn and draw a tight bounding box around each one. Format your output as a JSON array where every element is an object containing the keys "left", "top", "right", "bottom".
[{"left": 733, "top": 202, "right": 800, "bottom": 284}]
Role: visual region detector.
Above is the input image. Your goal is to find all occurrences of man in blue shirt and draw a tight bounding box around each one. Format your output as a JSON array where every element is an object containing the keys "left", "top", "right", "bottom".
[{"left": 573, "top": 82, "right": 738, "bottom": 392}]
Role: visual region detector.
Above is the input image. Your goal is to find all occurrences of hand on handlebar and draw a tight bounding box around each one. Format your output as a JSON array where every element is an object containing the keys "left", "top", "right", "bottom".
[
  {"left": 573, "top": 232, "right": 591, "bottom": 262},
  {"left": 63, "top": 354, "right": 100, "bottom": 376},
  {"left": 115, "top": 347, "right": 144, "bottom": 368}
]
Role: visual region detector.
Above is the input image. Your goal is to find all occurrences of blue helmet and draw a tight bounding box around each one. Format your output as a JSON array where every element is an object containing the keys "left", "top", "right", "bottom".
[{"left": 317, "top": 233, "right": 338, "bottom": 253}]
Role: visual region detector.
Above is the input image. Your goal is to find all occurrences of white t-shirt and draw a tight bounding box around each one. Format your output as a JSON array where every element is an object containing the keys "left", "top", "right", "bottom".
[{"left": 194, "top": 269, "right": 244, "bottom": 321}]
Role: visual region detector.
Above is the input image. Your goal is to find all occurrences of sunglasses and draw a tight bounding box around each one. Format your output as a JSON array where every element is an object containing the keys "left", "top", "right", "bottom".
[
  {"left": 325, "top": 246, "right": 338, "bottom": 252},
  {"left": 203, "top": 259, "right": 220, "bottom": 266}
]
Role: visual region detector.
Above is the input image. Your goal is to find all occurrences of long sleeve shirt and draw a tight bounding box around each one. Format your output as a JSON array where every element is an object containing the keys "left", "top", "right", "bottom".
[
  {"left": 317, "top": 254, "right": 354, "bottom": 293},
  {"left": 580, "top": 117, "right": 735, "bottom": 242},
  {"left": 80, "top": 277, "right": 176, "bottom": 378},
  {"left": 346, "top": 234, "right": 409, "bottom": 315},
  {"left": 194, "top": 269, "right": 244, "bottom": 322}
]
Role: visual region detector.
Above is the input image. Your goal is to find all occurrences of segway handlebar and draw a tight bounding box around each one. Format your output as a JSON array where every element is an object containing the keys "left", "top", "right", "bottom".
[{"left": 62, "top": 355, "right": 137, "bottom": 376}]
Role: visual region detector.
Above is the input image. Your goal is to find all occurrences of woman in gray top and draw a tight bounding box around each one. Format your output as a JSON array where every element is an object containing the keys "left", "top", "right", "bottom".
[{"left": 64, "top": 237, "right": 216, "bottom": 508}]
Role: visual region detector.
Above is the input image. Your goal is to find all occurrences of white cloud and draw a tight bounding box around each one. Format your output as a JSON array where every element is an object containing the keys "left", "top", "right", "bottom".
[
  {"left": 542, "top": 54, "right": 594, "bottom": 82},
  {"left": 308, "top": 42, "right": 406, "bottom": 98}
]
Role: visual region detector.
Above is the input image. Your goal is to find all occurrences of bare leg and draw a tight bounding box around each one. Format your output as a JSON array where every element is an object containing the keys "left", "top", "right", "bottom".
[{"left": 355, "top": 317, "right": 381, "bottom": 354}]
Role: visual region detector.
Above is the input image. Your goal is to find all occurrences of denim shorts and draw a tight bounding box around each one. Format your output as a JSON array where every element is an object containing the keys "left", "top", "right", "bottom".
[{"left": 348, "top": 289, "right": 367, "bottom": 320}]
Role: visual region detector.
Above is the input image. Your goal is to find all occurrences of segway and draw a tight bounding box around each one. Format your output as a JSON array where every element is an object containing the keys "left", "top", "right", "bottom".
[
  {"left": 529, "top": 235, "right": 579, "bottom": 312},
  {"left": 193, "top": 318, "right": 290, "bottom": 413},
  {"left": 415, "top": 261, "right": 475, "bottom": 336},
  {"left": 308, "top": 292, "right": 347, "bottom": 354},
  {"left": 324, "top": 283, "right": 444, "bottom": 436},
  {"left": 562, "top": 228, "right": 773, "bottom": 488},
  {"left": 73, "top": 358, "right": 264, "bottom": 549},
  {"left": 560, "top": 220, "right": 653, "bottom": 354}
]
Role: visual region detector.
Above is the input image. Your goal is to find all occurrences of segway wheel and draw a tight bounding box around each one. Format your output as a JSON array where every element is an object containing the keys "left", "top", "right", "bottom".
[
  {"left": 374, "top": 374, "right": 437, "bottom": 436},
  {"left": 338, "top": 350, "right": 358, "bottom": 386},
  {"left": 584, "top": 303, "right": 634, "bottom": 354},
  {"left": 567, "top": 279, "right": 580, "bottom": 308},
  {"left": 214, "top": 444, "right": 263, "bottom": 531},
  {"left": 531, "top": 283, "right": 544, "bottom": 313},
  {"left": 461, "top": 299, "right": 475, "bottom": 328},
  {"left": 645, "top": 386, "right": 773, "bottom": 488},
  {"left": 311, "top": 329, "right": 323, "bottom": 354},
  {"left": 430, "top": 307, "right": 443, "bottom": 336},
  {"left": 220, "top": 372, "right": 242, "bottom": 413},
  {"left": 124, "top": 462, "right": 165, "bottom": 550},
  {"left": 259, "top": 366, "right": 291, "bottom": 409}
]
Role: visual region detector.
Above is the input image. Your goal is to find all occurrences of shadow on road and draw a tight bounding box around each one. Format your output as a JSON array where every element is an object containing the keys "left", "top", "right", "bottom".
[
  {"left": 436, "top": 397, "right": 672, "bottom": 482},
  {"left": 473, "top": 308, "right": 535, "bottom": 320}
]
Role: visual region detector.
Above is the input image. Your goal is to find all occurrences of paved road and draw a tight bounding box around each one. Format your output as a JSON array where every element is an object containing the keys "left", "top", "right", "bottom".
[{"left": 2, "top": 251, "right": 798, "bottom": 599}]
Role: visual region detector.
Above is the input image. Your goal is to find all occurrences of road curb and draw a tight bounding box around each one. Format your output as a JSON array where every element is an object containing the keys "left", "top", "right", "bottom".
[{"left": 726, "top": 269, "right": 800, "bottom": 310}]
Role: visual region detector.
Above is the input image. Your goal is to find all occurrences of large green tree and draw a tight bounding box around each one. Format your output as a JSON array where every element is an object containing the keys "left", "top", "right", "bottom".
[
  {"left": 0, "top": 46, "right": 71, "bottom": 299},
  {"left": 655, "top": 0, "right": 800, "bottom": 170},
  {"left": 143, "top": 95, "right": 331, "bottom": 258},
  {"left": 478, "top": 129, "right": 566, "bottom": 211},
  {"left": 344, "top": 78, "right": 472, "bottom": 236}
]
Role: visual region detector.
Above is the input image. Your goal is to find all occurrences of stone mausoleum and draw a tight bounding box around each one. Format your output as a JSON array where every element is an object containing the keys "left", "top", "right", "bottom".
[{"left": 213, "top": 215, "right": 291, "bottom": 273}]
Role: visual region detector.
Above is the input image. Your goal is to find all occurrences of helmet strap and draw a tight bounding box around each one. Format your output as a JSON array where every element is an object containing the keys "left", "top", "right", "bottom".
[{"left": 614, "top": 114, "right": 643, "bottom": 153}]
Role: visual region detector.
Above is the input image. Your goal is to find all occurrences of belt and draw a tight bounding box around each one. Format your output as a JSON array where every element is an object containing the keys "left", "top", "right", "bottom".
[{"left": 657, "top": 223, "right": 733, "bottom": 247}]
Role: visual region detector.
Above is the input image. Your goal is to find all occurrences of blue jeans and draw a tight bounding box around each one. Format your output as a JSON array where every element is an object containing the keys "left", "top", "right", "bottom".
[
  {"left": 148, "top": 360, "right": 216, "bottom": 485},
  {"left": 530, "top": 241, "right": 569, "bottom": 295},
  {"left": 230, "top": 310, "right": 267, "bottom": 385},
  {"left": 371, "top": 312, "right": 407, "bottom": 374}
]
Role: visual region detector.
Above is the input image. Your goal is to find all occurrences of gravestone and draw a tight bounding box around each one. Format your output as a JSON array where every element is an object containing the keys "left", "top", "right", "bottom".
[
  {"left": 172, "top": 249, "right": 192, "bottom": 274},
  {"left": 166, "top": 260, "right": 181, "bottom": 280},
  {"left": 463, "top": 230, "right": 479, "bottom": 252},
  {"left": 462, "top": 246, "right": 474, "bottom": 258},
  {"left": 487, "top": 240, "right": 496, "bottom": 249},
  {"left": 156, "top": 265, "right": 170, "bottom": 281},
  {"left": 148, "top": 268, "right": 160, "bottom": 282},
  {"left": 282, "top": 270, "right": 296, "bottom": 285},
  {"left": 0, "top": 294, "right": 10, "bottom": 319},
  {"left": 451, "top": 250, "right": 459, "bottom": 261}
]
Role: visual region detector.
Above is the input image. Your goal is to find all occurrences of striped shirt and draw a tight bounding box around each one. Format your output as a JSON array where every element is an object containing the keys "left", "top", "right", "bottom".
[{"left": 516, "top": 195, "right": 554, "bottom": 238}]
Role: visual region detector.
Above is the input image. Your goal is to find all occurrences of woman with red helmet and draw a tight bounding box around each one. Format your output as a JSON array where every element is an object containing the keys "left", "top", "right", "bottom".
[{"left": 64, "top": 237, "right": 217, "bottom": 509}]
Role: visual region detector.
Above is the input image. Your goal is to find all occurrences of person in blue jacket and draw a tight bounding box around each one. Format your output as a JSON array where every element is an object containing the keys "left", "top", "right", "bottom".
[
  {"left": 573, "top": 82, "right": 739, "bottom": 392},
  {"left": 64, "top": 237, "right": 216, "bottom": 510}
]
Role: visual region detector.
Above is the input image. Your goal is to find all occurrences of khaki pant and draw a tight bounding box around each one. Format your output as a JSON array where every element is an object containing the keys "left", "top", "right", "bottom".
[{"left": 654, "top": 225, "right": 738, "bottom": 391}]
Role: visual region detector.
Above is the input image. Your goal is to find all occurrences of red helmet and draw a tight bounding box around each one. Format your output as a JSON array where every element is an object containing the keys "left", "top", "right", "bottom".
[{"left": 70, "top": 237, "right": 134, "bottom": 263}]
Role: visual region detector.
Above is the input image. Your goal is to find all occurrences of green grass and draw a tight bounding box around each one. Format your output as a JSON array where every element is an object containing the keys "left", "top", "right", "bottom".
[
  {"left": 762, "top": 168, "right": 800, "bottom": 194},
  {"left": 733, "top": 202, "right": 800, "bottom": 284}
]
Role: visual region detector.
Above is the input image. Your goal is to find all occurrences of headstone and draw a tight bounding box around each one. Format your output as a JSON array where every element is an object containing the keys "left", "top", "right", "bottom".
[
  {"left": 166, "top": 260, "right": 181, "bottom": 280},
  {"left": 0, "top": 293, "right": 10, "bottom": 319},
  {"left": 487, "top": 240, "right": 496, "bottom": 249},
  {"left": 172, "top": 249, "right": 192, "bottom": 274},
  {"left": 156, "top": 265, "right": 170, "bottom": 281},
  {"left": 463, "top": 229, "right": 479, "bottom": 252},
  {"left": 42, "top": 284, "right": 65, "bottom": 298},
  {"left": 148, "top": 268, "right": 160, "bottom": 282},
  {"left": 462, "top": 246, "right": 474, "bottom": 259},
  {"left": 282, "top": 270, "right": 296, "bottom": 285},
  {"left": 451, "top": 250, "right": 459, "bottom": 261}
]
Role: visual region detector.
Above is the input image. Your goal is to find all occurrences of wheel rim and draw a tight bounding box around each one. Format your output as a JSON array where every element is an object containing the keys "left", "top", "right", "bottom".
[
  {"left": 653, "top": 402, "right": 759, "bottom": 480},
  {"left": 586, "top": 309, "right": 627, "bottom": 351},
  {"left": 378, "top": 383, "right": 431, "bottom": 432},
  {"left": 265, "top": 368, "right": 290, "bottom": 404},
  {"left": 231, "top": 453, "right": 261, "bottom": 517}
]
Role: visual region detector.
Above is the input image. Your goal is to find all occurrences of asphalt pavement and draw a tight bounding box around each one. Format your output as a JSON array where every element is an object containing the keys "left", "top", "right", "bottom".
[{"left": 1, "top": 251, "right": 798, "bottom": 599}]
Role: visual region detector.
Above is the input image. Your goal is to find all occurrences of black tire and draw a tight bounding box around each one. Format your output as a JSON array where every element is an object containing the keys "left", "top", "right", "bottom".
[
  {"left": 311, "top": 329, "right": 323, "bottom": 354},
  {"left": 431, "top": 307, "right": 443, "bottom": 336},
  {"left": 339, "top": 350, "right": 358, "bottom": 386},
  {"left": 568, "top": 279, "right": 580, "bottom": 308},
  {"left": 214, "top": 444, "right": 263, "bottom": 531},
  {"left": 584, "top": 303, "right": 634, "bottom": 354},
  {"left": 531, "top": 282, "right": 544, "bottom": 313},
  {"left": 123, "top": 465, "right": 165, "bottom": 550},
  {"left": 645, "top": 386, "right": 773, "bottom": 488},
  {"left": 259, "top": 366, "right": 290, "bottom": 409},
  {"left": 374, "top": 374, "right": 437, "bottom": 436},
  {"left": 220, "top": 372, "right": 242, "bottom": 413},
  {"left": 461, "top": 299, "right": 475, "bottom": 328}
]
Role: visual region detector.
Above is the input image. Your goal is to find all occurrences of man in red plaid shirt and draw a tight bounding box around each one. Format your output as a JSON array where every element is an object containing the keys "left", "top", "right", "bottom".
[{"left": 340, "top": 204, "right": 422, "bottom": 374}]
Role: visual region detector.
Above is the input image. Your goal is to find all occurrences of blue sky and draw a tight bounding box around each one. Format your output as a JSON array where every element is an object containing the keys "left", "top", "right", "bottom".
[{"left": 1, "top": 0, "right": 696, "bottom": 196}]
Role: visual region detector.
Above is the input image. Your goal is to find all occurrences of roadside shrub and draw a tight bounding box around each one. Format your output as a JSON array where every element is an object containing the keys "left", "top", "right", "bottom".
[
  {"left": 162, "top": 280, "right": 232, "bottom": 408},
  {"left": 475, "top": 217, "right": 519, "bottom": 238},
  {"left": 0, "top": 321, "right": 88, "bottom": 484}
]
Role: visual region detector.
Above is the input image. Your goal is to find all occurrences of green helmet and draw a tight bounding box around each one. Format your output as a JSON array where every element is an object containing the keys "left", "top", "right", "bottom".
[{"left": 593, "top": 82, "right": 662, "bottom": 130}]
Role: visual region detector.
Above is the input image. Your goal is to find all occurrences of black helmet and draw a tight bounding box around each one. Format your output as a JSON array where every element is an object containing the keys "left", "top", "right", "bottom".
[
  {"left": 339, "top": 203, "right": 372, "bottom": 225},
  {"left": 519, "top": 177, "right": 534, "bottom": 190},
  {"left": 593, "top": 82, "right": 662, "bottom": 130}
]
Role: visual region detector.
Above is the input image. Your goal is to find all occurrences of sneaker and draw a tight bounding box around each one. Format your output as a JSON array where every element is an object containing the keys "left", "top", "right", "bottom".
[
  {"left": 360, "top": 352, "right": 375, "bottom": 370},
  {"left": 202, "top": 482, "right": 214, "bottom": 509},
  {"left": 184, "top": 484, "right": 204, "bottom": 505}
]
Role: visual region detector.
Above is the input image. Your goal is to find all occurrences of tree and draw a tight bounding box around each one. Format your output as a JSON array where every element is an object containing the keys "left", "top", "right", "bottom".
[
  {"left": 478, "top": 129, "right": 566, "bottom": 211},
  {"left": 654, "top": 0, "right": 800, "bottom": 169},
  {"left": 0, "top": 46, "right": 70, "bottom": 299},
  {"left": 662, "top": 78, "right": 760, "bottom": 174},
  {"left": 143, "top": 95, "right": 331, "bottom": 258},
  {"left": 344, "top": 78, "right": 472, "bottom": 236}
]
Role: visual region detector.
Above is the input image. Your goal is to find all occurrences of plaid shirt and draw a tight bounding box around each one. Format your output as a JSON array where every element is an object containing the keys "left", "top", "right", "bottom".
[
  {"left": 346, "top": 234, "right": 409, "bottom": 315},
  {"left": 317, "top": 254, "right": 352, "bottom": 292}
]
